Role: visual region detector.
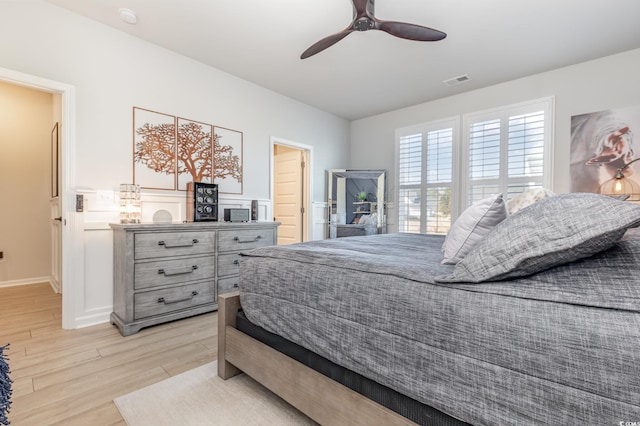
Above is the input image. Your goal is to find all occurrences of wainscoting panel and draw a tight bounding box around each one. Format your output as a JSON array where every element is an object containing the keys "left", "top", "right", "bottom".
[
  {"left": 79, "top": 224, "right": 114, "bottom": 327},
  {"left": 311, "top": 201, "right": 328, "bottom": 240}
]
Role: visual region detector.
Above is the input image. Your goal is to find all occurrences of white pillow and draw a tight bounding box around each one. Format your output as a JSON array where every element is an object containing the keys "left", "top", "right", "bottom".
[
  {"left": 507, "top": 188, "right": 555, "bottom": 214},
  {"left": 441, "top": 193, "right": 507, "bottom": 265}
]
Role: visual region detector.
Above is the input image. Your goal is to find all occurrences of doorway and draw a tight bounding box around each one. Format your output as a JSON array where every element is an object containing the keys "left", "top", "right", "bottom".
[
  {"left": 0, "top": 81, "right": 60, "bottom": 294},
  {"left": 272, "top": 139, "right": 311, "bottom": 245},
  {"left": 0, "top": 66, "right": 75, "bottom": 329}
]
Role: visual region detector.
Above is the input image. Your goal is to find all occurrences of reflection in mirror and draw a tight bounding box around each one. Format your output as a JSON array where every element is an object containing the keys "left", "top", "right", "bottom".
[{"left": 327, "top": 169, "right": 386, "bottom": 238}]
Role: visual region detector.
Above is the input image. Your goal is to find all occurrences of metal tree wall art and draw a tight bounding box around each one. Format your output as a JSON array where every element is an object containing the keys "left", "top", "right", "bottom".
[
  {"left": 133, "top": 107, "right": 243, "bottom": 193},
  {"left": 213, "top": 126, "right": 243, "bottom": 194},
  {"left": 135, "top": 122, "right": 176, "bottom": 178},
  {"left": 176, "top": 118, "right": 213, "bottom": 190},
  {"left": 134, "top": 108, "right": 176, "bottom": 190}
]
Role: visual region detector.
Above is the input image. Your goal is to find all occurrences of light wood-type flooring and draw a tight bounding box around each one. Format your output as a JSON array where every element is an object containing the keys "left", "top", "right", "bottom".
[{"left": 0, "top": 282, "right": 217, "bottom": 425}]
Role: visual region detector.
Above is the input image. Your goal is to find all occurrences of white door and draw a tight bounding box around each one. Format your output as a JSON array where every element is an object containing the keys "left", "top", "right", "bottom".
[{"left": 273, "top": 145, "right": 303, "bottom": 245}]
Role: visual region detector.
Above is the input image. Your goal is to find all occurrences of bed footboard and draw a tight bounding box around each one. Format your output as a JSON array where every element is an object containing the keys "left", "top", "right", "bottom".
[
  {"left": 217, "top": 291, "right": 242, "bottom": 379},
  {"left": 217, "top": 292, "right": 416, "bottom": 425}
]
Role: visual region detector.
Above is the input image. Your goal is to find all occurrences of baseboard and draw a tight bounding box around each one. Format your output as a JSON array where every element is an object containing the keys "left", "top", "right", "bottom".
[
  {"left": 50, "top": 278, "right": 61, "bottom": 293},
  {"left": 73, "top": 309, "right": 112, "bottom": 329},
  {"left": 0, "top": 276, "right": 51, "bottom": 289}
]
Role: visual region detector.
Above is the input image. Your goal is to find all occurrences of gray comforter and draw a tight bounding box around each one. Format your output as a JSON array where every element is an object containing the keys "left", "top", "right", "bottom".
[{"left": 238, "top": 232, "right": 640, "bottom": 425}]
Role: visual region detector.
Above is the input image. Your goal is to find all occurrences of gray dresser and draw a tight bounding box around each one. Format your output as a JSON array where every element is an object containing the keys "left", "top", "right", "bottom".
[{"left": 110, "top": 221, "right": 279, "bottom": 336}]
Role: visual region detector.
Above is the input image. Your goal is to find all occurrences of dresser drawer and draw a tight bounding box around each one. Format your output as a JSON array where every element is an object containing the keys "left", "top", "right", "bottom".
[
  {"left": 218, "top": 276, "right": 239, "bottom": 295},
  {"left": 134, "top": 255, "right": 215, "bottom": 290},
  {"left": 217, "top": 253, "right": 242, "bottom": 277},
  {"left": 218, "top": 229, "right": 274, "bottom": 252},
  {"left": 134, "top": 231, "right": 215, "bottom": 260},
  {"left": 134, "top": 281, "right": 215, "bottom": 320}
]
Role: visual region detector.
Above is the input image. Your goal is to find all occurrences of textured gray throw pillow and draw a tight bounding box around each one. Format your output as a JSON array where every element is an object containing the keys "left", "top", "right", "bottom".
[{"left": 435, "top": 192, "right": 640, "bottom": 283}]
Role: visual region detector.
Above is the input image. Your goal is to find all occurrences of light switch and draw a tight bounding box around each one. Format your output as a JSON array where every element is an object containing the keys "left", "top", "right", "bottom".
[{"left": 76, "top": 194, "right": 84, "bottom": 212}]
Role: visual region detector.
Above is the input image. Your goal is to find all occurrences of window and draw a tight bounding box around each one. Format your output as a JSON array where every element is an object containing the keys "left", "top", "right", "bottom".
[
  {"left": 463, "top": 99, "right": 552, "bottom": 205},
  {"left": 396, "top": 97, "right": 554, "bottom": 235},
  {"left": 397, "top": 118, "right": 458, "bottom": 234}
]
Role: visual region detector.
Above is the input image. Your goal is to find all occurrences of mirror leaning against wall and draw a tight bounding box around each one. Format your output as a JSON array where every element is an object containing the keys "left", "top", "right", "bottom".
[{"left": 327, "top": 169, "right": 386, "bottom": 238}]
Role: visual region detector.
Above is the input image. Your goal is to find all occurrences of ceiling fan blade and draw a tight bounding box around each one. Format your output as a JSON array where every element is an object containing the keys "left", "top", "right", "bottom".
[
  {"left": 301, "top": 30, "right": 354, "bottom": 59},
  {"left": 351, "top": 0, "right": 372, "bottom": 16},
  {"left": 376, "top": 20, "right": 446, "bottom": 41}
]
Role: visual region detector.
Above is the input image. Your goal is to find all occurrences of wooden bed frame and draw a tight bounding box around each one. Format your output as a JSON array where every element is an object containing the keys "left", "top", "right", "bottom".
[{"left": 217, "top": 291, "right": 417, "bottom": 425}]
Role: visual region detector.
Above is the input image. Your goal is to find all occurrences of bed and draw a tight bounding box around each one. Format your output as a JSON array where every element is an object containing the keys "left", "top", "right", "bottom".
[{"left": 217, "top": 193, "right": 640, "bottom": 425}]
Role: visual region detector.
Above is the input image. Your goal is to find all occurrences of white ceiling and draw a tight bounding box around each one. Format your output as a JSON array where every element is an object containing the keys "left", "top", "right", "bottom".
[{"left": 46, "top": 0, "right": 640, "bottom": 121}]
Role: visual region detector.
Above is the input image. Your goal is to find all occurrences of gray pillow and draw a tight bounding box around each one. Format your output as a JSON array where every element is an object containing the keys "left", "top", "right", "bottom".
[
  {"left": 441, "top": 193, "right": 507, "bottom": 265},
  {"left": 435, "top": 192, "right": 640, "bottom": 283}
]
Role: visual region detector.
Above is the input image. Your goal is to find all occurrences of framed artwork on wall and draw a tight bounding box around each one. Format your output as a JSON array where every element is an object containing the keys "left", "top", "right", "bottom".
[
  {"left": 51, "top": 122, "right": 59, "bottom": 198},
  {"left": 213, "top": 126, "right": 243, "bottom": 194},
  {"left": 133, "top": 107, "right": 177, "bottom": 190},
  {"left": 132, "top": 107, "right": 244, "bottom": 194},
  {"left": 177, "top": 117, "right": 214, "bottom": 191},
  {"left": 570, "top": 106, "right": 639, "bottom": 195}
]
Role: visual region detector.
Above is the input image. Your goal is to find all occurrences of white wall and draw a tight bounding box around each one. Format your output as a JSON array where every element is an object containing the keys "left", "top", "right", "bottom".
[
  {"left": 0, "top": 81, "right": 53, "bottom": 285},
  {"left": 0, "top": 1, "right": 350, "bottom": 202},
  {"left": 0, "top": 1, "right": 350, "bottom": 327},
  {"left": 350, "top": 48, "right": 640, "bottom": 231}
]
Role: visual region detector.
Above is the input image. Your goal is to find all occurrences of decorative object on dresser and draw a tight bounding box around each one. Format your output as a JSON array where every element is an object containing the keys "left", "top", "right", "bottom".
[
  {"left": 187, "top": 181, "right": 219, "bottom": 222},
  {"left": 110, "top": 221, "right": 279, "bottom": 336},
  {"left": 251, "top": 200, "right": 258, "bottom": 221},
  {"left": 119, "top": 184, "right": 142, "bottom": 224},
  {"left": 223, "top": 208, "right": 250, "bottom": 222},
  {"left": 152, "top": 209, "right": 173, "bottom": 224}
]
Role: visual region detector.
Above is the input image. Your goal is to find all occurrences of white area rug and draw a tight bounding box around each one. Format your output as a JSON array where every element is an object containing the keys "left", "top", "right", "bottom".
[{"left": 114, "top": 361, "right": 316, "bottom": 425}]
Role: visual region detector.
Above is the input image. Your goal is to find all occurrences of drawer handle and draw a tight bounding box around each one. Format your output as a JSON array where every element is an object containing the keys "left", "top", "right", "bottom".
[
  {"left": 233, "top": 260, "right": 239, "bottom": 265},
  {"left": 157, "top": 291, "right": 198, "bottom": 305},
  {"left": 158, "top": 239, "right": 199, "bottom": 248},
  {"left": 233, "top": 235, "right": 262, "bottom": 244},
  {"left": 157, "top": 265, "right": 198, "bottom": 276},
  {"left": 233, "top": 283, "right": 239, "bottom": 288}
]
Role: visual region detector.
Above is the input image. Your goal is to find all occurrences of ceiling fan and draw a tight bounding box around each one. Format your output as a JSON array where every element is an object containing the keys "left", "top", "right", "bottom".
[{"left": 301, "top": 0, "right": 446, "bottom": 59}]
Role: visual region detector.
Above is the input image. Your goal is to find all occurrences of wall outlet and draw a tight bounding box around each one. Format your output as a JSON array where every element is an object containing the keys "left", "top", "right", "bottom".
[{"left": 96, "top": 190, "right": 115, "bottom": 206}]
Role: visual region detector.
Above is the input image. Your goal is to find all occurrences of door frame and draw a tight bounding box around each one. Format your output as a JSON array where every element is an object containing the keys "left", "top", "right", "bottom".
[
  {"left": 270, "top": 137, "right": 312, "bottom": 242},
  {"left": 0, "top": 66, "right": 77, "bottom": 329}
]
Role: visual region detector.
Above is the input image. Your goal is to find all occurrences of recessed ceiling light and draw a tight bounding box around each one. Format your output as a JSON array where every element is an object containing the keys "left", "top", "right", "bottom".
[{"left": 118, "top": 8, "right": 137, "bottom": 25}]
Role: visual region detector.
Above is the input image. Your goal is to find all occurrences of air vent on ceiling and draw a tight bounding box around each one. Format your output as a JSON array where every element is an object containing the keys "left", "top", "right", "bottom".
[{"left": 443, "top": 74, "right": 470, "bottom": 87}]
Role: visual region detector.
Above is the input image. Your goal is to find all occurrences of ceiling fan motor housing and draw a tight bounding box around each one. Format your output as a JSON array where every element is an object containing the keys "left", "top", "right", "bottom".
[{"left": 354, "top": 17, "right": 374, "bottom": 31}]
